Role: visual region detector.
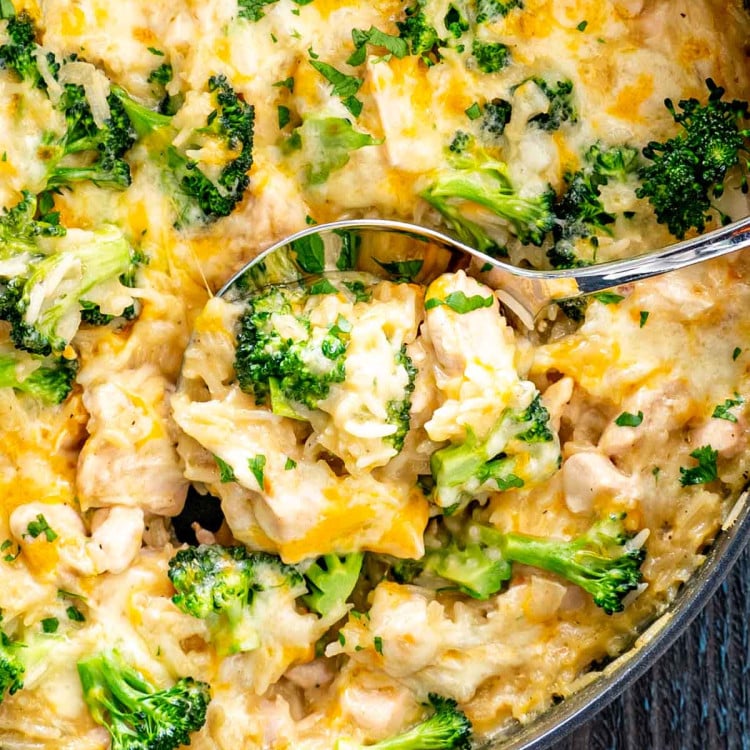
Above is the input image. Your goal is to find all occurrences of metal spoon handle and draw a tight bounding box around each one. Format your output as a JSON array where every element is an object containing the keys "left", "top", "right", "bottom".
[{"left": 218, "top": 215, "right": 750, "bottom": 327}]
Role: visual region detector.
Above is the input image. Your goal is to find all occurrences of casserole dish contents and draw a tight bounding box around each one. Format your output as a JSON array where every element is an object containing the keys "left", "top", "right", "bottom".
[{"left": 0, "top": 1, "right": 749, "bottom": 748}]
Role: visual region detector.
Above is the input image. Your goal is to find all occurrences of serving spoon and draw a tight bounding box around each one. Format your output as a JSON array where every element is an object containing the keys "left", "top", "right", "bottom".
[{"left": 218, "top": 214, "right": 750, "bottom": 328}]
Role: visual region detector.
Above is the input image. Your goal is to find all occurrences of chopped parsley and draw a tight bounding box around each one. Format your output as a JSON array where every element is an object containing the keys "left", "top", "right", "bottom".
[
  {"left": 248, "top": 454, "right": 267, "bottom": 489},
  {"left": 373, "top": 635, "right": 384, "bottom": 654},
  {"left": 273, "top": 76, "right": 295, "bottom": 91},
  {"left": 593, "top": 291, "right": 625, "bottom": 305},
  {"left": 374, "top": 259, "right": 423, "bottom": 282},
  {"left": 425, "top": 291, "right": 494, "bottom": 314},
  {"left": 465, "top": 102, "right": 482, "bottom": 120},
  {"left": 733, "top": 347, "right": 742, "bottom": 361},
  {"left": 309, "top": 58, "right": 363, "bottom": 116},
  {"left": 277, "top": 105, "right": 291, "bottom": 128},
  {"left": 577, "top": 20, "right": 588, "bottom": 31},
  {"left": 679, "top": 445, "right": 719, "bottom": 486},
  {"left": 41, "top": 617, "right": 59, "bottom": 633},
  {"left": 284, "top": 457, "right": 297, "bottom": 470},
  {"left": 347, "top": 26, "right": 408, "bottom": 66},
  {"left": 213, "top": 455, "right": 237, "bottom": 483},
  {"left": 26, "top": 514, "right": 58, "bottom": 542},
  {"left": 639, "top": 310, "right": 649, "bottom": 327},
  {"left": 614, "top": 410, "right": 644, "bottom": 427},
  {"left": 712, "top": 394, "right": 744, "bottom": 423},
  {"left": 66, "top": 605, "right": 85, "bottom": 622}
]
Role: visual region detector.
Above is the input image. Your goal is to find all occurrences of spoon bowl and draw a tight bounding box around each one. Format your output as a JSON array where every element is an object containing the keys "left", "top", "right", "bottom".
[{"left": 219, "top": 216, "right": 750, "bottom": 328}]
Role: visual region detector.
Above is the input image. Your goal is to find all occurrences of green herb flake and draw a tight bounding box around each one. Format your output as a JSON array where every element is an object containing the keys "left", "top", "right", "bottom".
[
  {"left": 593, "top": 291, "right": 625, "bottom": 305},
  {"left": 337, "top": 631, "right": 346, "bottom": 646},
  {"left": 309, "top": 58, "right": 363, "bottom": 116},
  {"left": 308, "top": 278, "right": 339, "bottom": 295},
  {"left": 465, "top": 102, "right": 482, "bottom": 120},
  {"left": 576, "top": 20, "right": 588, "bottom": 31},
  {"left": 147, "top": 46, "right": 165, "bottom": 56},
  {"left": 712, "top": 394, "right": 744, "bottom": 423},
  {"left": 425, "top": 291, "right": 494, "bottom": 314},
  {"left": 733, "top": 347, "right": 742, "bottom": 361},
  {"left": 66, "top": 606, "right": 85, "bottom": 623},
  {"left": 277, "top": 104, "right": 291, "bottom": 128},
  {"left": 292, "top": 233, "right": 325, "bottom": 273},
  {"left": 26, "top": 514, "right": 58, "bottom": 542},
  {"left": 374, "top": 258, "right": 423, "bottom": 282},
  {"left": 248, "top": 454, "right": 267, "bottom": 489},
  {"left": 347, "top": 26, "right": 409, "bottom": 66},
  {"left": 213, "top": 455, "right": 237, "bottom": 483},
  {"left": 679, "top": 445, "right": 719, "bottom": 486},
  {"left": 284, "top": 457, "right": 297, "bottom": 470},
  {"left": 273, "top": 76, "right": 295, "bottom": 91},
  {"left": 614, "top": 410, "right": 644, "bottom": 427},
  {"left": 41, "top": 617, "right": 59, "bottom": 633},
  {"left": 373, "top": 635, "right": 384, "bottom": 654},
  {"left": 639, "top": 310, "right": 649, "bottom": 328}
]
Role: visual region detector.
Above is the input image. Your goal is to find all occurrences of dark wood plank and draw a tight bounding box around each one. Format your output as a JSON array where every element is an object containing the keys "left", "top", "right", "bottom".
[{"left": 556, "top": 546, "right": 750, "bottom": 750}]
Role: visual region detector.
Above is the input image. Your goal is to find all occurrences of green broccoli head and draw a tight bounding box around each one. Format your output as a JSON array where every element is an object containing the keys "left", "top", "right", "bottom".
[
  {"left": 112, "top": 74, "right": 254, "bottom": 225},
  {"left": 0, "top": 348, "right": 77, "bottom": 403},
  {"left": 496, "top": 513, "right": 646, "bottom": 614},
  {"left": 234, "top": 284, "right": 349, "bottom": 412},
  {"left": 475, "top": 0, "right": 524, "bottom": 23},
  {"left": 527, "top": 77, "right": 577, "bottom": 132},
  {"left": 168, "top": 544, "right": 306, "bottom": 655},
  {"left": 0, "top": 191, "right": 65, "bottom": 262},
  {"left": 0, "top": 225, "right": 142, "bottom": 355},
  {"left": 0, "top": 11, "right": 58, "bottom": 89},
  {"left": 43, "top": 83, "right": 135, "bottom": 191},
  {"left": 636, "top": 78, "right": 750, "bottom": 238},
  {"left": 77, "top": 650, "right": 210, "bottom": 750},
  {"left": 480, "top": 98, "right": 513, "bottom": 141},
  {"left": 300, "top": 553, "right": 364, "bottom": 617},
  {"left": 0, "top": 628, "right": 24, "bottom": 704},
  {"left": 471, "top": 40, "right": 510, "bottom": 74},
  {"left": 430, "top": 393, "right": 560, "bottom": 509},
  {"left": 421, "top": 151, "right": 556, "bottom": 250},
  {"left": 397, "top": 5, "right": 443, "bottom": 66},
  {"left": 336, "top": 693, "right": 473, "bottom": 750}
]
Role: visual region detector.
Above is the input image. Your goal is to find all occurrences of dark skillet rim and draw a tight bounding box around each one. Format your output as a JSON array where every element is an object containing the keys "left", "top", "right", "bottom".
[{"left": 483, "top": 493, "right": 750, "bottom": 749}]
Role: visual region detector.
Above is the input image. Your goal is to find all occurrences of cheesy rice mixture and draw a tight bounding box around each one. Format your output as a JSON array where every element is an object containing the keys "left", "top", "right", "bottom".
[{"left": 1, "top": 0, "right": 750, "bottom": 748}]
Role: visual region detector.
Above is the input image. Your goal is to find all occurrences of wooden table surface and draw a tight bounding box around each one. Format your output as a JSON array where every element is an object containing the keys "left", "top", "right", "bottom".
[{"left": 556, "top": 545, "right": 750, "bottom": 749}]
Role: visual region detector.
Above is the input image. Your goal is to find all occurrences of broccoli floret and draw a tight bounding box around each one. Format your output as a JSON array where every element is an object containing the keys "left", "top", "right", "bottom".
[
  {"left": 0, "top": 16, "right": 133, "bottom": 190},
  {"left": 527, "top": 77, "right": 577, "bottom": 131},
  {"left": 233, "top": 284, "right": 349, "bottom": 412},
  {"left": 385, "top": 344, "right": 417, "bottom": 453},
  {"left": 0, "top": 191, "right": 65, "bottom": 260},
  {"left": 430, "top": 393, "right": 559, "bottom": 508},
  {"left": 448, "top": 131, "right": 473, "bottom": 154},
  {"left": 550, "top": 142, "right": 639, "bottom": 268},
  {"left": 471, "top": 40, "right": 510, "bottom": 74},
  {"left": 0, "top": 627, "right": 24, "bottom": 703},
  {"left": 0, "top": 11, "right": 58, "bottom": 89},
  {"left": 0, "top": 348, "right": 77, "bottom": 403},
  {"left": 77, "top": 650, "right": 210, "bottom": 750},
  {"left": 43, "top": 82, "right": 135, "bottom": 191},
  {"left": 336, "top": 694, "right": 472, "bottom": 750},
  {"left": 475, "top": 0, "right": 524, "bottom": 23},
  {"left": 112, "top": 74, "right": 254, "bottom": 224},
  {"left": 472, "top": 513, "right": 646, "bottom": 614},
  {"left": 421, "top": 151, "right": 556, "bottom": 252},
  {"left": 168, "top": 544, "right": 306, "bottom": 655},
  {"left": 480, "top": 98, "right": 512, "bottom": 140},
  {"left": 394, "top": 514, "right": 645, "bottom": 612},
  {"left": 397, "top": 4, "right": 443, "bottom": 66},
  {"left": 636, "top": 78, "right": 750, "bottom": 238},
  {"left": 0, "top": 224, "right": 141, "bottom": 355},
  {"left": 300, "top": 553, "right": 364, "bottom": 617}
]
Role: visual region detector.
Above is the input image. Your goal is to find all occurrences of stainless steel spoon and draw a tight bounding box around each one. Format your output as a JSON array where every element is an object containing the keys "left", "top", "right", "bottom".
[{"left": 218, "top": 215, "right": 750, "bottom": 327}]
